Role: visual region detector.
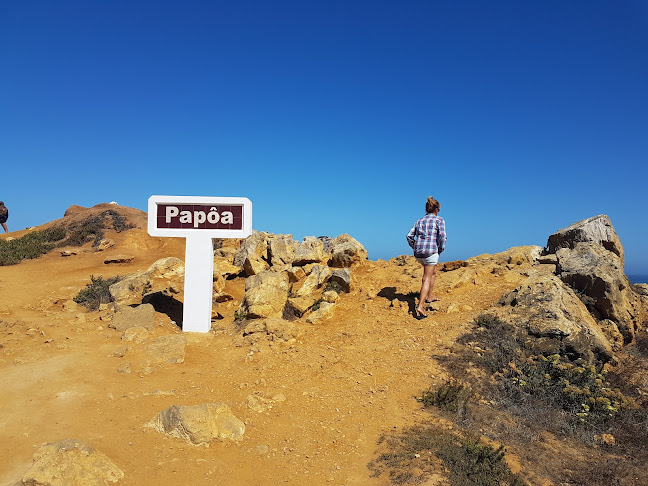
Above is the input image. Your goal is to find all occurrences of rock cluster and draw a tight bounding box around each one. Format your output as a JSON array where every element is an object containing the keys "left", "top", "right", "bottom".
[
  {"left": 235, "top": 232, "right": 366, "bottom": 322},
  {"left": 486, "top": 215, "right": 646, "bottom": 364}
]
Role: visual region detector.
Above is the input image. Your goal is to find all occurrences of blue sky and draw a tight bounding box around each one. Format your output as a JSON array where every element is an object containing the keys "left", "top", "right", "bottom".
[{"left": 2, "top": 1, "right": 647, "bottom": 275}]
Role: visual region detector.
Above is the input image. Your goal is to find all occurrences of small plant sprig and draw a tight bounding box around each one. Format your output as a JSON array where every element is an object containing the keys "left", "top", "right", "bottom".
[{"left": 74, "top": 275, "right": 122, "bottom": 310}]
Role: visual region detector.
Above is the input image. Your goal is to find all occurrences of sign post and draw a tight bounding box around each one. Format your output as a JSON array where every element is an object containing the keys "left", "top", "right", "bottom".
[{"left": 147, "top": 195, "right": 252, "bottom": 333}]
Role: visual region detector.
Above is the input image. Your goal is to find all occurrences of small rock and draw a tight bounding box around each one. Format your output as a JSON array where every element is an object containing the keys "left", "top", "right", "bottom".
[
  {"left": 20, "top": 438, "right": 124, "bottom": 486},
  {"left": 103, "top": 255, "right": 135, "bottom": 265},
  {"left": 117, "top": 362, "right": 131, "bottom": 374},
  {"left": 147, "top": 403, "right": 245, "bottom": 445},
  {"left": 121, "top": 326, "right": 150, "bottom": 343}
]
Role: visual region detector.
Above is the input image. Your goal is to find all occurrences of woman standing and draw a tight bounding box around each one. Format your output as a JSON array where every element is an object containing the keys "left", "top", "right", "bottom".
[
  {"left": 406, "top": 196, "right": 446, "bottom": 318},
  {"left": 0, "top": 201, "right": 8, "bottom": 233}
]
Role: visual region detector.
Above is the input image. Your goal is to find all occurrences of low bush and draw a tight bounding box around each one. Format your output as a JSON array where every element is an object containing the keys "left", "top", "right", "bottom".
[
  {"left": 502, "top": 354, "right": 637, "bottom": 425},
  {"left": 62, "top": 210, "right": 134, "bottom": 247},
  {"left": 418, "top": 379, "right": 472, "bottom": 413},
  {"left": 369, "top": 425, "right": 527, "bottom": 485},
  {"left": 0, "top": 226, "right": 67, "bottom": 265},
  {"left": 0, "top": 210, "right": 134, "bottom": 265},
  {"left": 471, "top": 313, "right": 523, "bottom": 374},
  {"left": 74, "top": 275, "right": 122, "bottom": 310},
  {"left": 324, "top": 280, "right": 344, "bottom": 293}
]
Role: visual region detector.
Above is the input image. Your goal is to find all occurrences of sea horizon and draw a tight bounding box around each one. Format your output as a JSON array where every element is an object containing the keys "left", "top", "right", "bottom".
[{"left": 628, "top": 274, "right": 648, "bottom": 285}]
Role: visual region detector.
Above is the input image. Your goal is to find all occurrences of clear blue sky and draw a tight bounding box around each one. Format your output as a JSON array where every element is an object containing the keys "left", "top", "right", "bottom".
[{"left": 2, "top": 1, "right": 647, "bottom": 275}]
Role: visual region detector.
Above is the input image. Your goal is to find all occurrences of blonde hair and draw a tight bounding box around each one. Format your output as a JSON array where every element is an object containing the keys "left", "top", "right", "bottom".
[{"left": 425, "top": 196, "right": 440, "bottom": 214}]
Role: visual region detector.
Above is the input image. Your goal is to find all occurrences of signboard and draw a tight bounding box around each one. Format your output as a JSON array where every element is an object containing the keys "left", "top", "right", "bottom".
[
  {"left": 148, "top": 196, "right": 252, "bottom": 333},
  {"left": 148, "top": 196, "right": 251, "bottom": 238}
]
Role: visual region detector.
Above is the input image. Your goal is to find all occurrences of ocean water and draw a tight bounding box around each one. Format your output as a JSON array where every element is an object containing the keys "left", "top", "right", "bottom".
[{"left": 628, "top": 274, "right": 648, "bottom": 284}]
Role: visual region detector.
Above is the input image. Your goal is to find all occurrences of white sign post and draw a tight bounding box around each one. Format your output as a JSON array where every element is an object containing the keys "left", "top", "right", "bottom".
[{"left": 147, "top": 195, "right": 252, "bottom": 333}]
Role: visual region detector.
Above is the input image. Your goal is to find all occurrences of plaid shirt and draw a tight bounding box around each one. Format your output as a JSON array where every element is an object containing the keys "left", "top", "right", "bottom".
[{"left": 406, "top": 213, "right": 446, "bottom": 258}]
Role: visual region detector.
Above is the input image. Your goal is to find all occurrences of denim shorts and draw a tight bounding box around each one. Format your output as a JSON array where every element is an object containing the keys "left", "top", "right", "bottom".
[{"left": 416, "top": 253, "right": 439, "bottom": 266}]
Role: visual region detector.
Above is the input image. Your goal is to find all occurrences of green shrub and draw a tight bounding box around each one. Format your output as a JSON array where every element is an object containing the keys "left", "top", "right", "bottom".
[
  {"left": 74, "top": 275, "right": 122, "bottom": 310},
  {"left": 418, "top": 380, "right": 472, "bottom": 413},
  {"left": 324, "top": 280, "right": 344, "bottom": 293},
  {"left": 0, "top": 226, "right": 67, "bottom": 265},
  {"left": 62, "top": 210, "right": 134, "bottom": 247},
  {"left": 369, "top": 426, "right": 527, "bottom": 485},
  {"left": 471, "top": 314, "right": 522, "bottom": 373},
  {"left": 503, "top": 354, "right": 637, "bottom": 425},
  {"left": 0, "top": 211, "right": 134, "bottom": 265}
]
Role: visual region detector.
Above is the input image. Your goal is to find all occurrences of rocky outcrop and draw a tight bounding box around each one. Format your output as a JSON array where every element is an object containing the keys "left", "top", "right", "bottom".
[
  {"left": 268, "top": 234, "right": 297, "bottom": 266},
  {"left": 329, "top": 268, "right": 352, "bottom": 293},
  {"left": 327, "top": 234, "right": 368, "bottom": 267},
  {"left": 555, "top": 243, "right": 642, "bottom": 343},
  {"left": 547, "top": 214, "right": 624, "bottom": 260},
  {"left": 233, "top": 231, "right": 269, "bottom": 275},
  {"left": 294, "top": 265, "right": 331, "bottom": 296},
  {"left": 239, "top": 271, "right": 289, "bottom": 318},
  {"left": 109, "top": 257, "right": 184, "bottom": 306},
  {"left": 547, "top": 215, "right": 644, "bottom": 344},
  {"left": 293, "top": 237, "right": 327, "bottom": 266},
  {"left": 285, "top": 296, "right": 316, "bottom": 318},
  {"left": 147, "top": 403, "right": 245, "bottom": 445},
  {"left": 493, "top": 273, "right": 613, "bottom": 364},
  {"left": 20, "top": 439, "right": 124, "bottom": 486}
]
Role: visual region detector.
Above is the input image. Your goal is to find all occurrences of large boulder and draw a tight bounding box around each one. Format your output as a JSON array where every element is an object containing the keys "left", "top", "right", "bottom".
[
  {"left": 546, "top": 214, "right": 624, "bottom": 261},
  {"left": 20, "top": 439, "right": 124, "bottom": 486},
  {"left": 239, "top": 271, "right": 289, "bottom": 318},
  {"left": 329, "top": 268, "right": 352, "bottom": 293},
  {"left": 555, "top": 242, "right": 642, "bottom": 343},
  {"left": 233, "top": 231, "right": 269, "bottom": 272},
  {"left": 295, "top": 265, "right": 331, "bottom": 297},
  {"left": 293, "top": 237, "right": 327, "bottom": 266},
  {"left": 147, "top": 404, "right": 245, "bottom": 445},
  {"left": 306, "top": 302, "right": 335, "bottom": 324},
  {"left": 493, "top": 273, "right": 613, "bottom": 364},
  {"left": 268, "top": 234, "right": 297, "bottom": 266},
  {"left": 109, "top": 303, "right": 156, "bottom": 331},
  {"left": 327, "top": 234, "right": 368, "bottom": 267},
  {"left": 546, "top": 215, "right": 644, "bottom": 344},
  {"left": 109, "top": 257, "right": 184, "bottom": 306}
]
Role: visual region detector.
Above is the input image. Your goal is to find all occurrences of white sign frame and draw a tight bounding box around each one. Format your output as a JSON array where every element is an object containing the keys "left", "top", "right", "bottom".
[
  {"left": 147, "top": 195, "right": 252, "bottom": 238},
  {"left": 147, "top": 195, "right": 252, "bottom": 333}
]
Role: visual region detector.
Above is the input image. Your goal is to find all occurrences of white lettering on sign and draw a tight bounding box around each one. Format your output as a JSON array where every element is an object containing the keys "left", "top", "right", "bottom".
[
  {"left": 165, "top": 206, "right": 235, "bottom": 228},
  {"left": 166, "top": 206, "right": 179, "bottom": 222}
]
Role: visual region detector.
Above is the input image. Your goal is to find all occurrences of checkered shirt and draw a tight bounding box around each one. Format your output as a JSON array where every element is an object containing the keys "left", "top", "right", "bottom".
[{"left": 406, "top": 213, "right": 446, "bottom": 258}]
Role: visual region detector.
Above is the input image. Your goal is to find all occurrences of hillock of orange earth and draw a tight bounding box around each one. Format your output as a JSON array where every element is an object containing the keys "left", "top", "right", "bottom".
[{"left": 1, "top": 204, "right": 646, "bottom": 486}]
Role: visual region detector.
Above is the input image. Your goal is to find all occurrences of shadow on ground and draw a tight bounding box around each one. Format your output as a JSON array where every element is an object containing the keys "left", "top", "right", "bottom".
[{"left": 378, "top": 287, "right": 417, "bottom": 315}]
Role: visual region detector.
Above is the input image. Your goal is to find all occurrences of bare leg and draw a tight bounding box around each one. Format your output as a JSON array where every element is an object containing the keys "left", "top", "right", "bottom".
[
  {"left": 1, "top": 222, "right": 7, "bottom": 233},
  {"left": 416, "top": 264, "right": 436, "bottom": 316},
  {"left": 426, "top": 265, "right": 439, "bottom": 302}
]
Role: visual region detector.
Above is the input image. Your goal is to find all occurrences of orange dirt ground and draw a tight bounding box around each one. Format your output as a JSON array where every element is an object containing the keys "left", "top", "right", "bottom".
[{"left": 0, "top": 208, "right": 528, "bottom": 486}]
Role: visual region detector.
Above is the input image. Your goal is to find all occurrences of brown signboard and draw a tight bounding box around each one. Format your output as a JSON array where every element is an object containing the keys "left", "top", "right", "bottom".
[{"left": 156, "top": 204, "right": 243, "bottom": 230}]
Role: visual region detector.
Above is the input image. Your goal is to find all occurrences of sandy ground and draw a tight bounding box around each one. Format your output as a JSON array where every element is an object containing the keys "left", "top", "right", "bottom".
[{"left": 0, "top": 212, "right": 528, "bottom": 486}]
